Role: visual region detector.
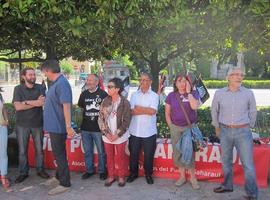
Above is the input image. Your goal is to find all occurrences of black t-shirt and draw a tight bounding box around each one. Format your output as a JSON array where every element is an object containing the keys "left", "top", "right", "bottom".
[
  {"left": 12, "top": 84, "right": 46, "bottom": 128},
  {"left": 78, "top": 88, "right": 108, "bottom": 132}
]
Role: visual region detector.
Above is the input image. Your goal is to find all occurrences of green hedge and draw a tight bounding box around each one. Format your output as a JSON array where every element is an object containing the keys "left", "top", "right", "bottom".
[
  {"left": 5, "top": 104, "right": 270, "bottom": 138},
  {"left": 157, "top": 105, "right": 270, "bottom": 138},
  {"left": 204, "top": 80, "right": 270, "bottom": 89}
]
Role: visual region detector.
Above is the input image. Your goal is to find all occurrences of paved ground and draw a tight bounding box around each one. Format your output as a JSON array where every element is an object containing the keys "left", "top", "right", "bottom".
[{"left": 1, "top": 168, "right": 269, "bottom": 200}]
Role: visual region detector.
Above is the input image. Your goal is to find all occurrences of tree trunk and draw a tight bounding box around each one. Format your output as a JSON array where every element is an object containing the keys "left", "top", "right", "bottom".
[
  {"left": 149, "top": 51, "right": 160, "bottom": 92},
  {"left": 46, "top": 46, "right": 57, "bottom": 60}
]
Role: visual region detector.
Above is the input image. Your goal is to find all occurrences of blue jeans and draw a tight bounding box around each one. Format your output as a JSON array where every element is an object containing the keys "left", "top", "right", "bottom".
[
  {"left": 81, "top": 131, "right": 106, "bottom": 174},
  {"left": 0, "top": 126, "right": 8, "bottom": 176},
  {"left": 220, "top": 126, "right": 258, "bottom": 198},
  {"left": 16, "top": 125, "right": 44, "bottom": 175}
]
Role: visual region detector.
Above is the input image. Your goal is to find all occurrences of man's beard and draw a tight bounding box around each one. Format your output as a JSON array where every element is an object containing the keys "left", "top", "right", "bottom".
[{"left": 25, "top": 78, "right": 36, "bottom": 85}]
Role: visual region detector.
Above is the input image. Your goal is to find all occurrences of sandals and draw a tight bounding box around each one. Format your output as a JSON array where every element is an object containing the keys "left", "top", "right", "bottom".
[
  {"left": 1, "top": 176, "right": 10, "bottom": 191},
  {"left": 190, "top": 178, "right": 200, "bottom": 190},
  {"left": 118, "top": 177, "right": 126, "bottom": 187},
  {"left": 104, "top": 177, "right": 116, "bottom": 187}
]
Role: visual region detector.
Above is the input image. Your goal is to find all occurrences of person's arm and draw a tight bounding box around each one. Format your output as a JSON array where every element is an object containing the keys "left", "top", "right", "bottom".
[
  {"left": 25, "top": 95, "right": 45, "bottom": 107},
  {"left": 63, "top": 103, "right": 74, "bottom": 138},
  {"left": 248, "top": 91, "right": 257, "bottom": 128},
  {"left": 13, "top": 101, "right": 36, "bottom": 111},
  {"left": 187, "top": 93, "right": 200, "bottom": 110},
  {"left": 165, "top": 103, "right": 172, "bottom": 126},
  {"left": 131, "top": 93, "right": 159, "bottom": 116},
  {"left": 2, "top": 104, "right": 9, "bottom": 126},
  {"left": 14, "top": 96, "right": 44, "bottom": 111},
  {"left": 115, "top": 99, "right": 132, "bottom": 137},
  {"left": 98, "top": 101, "right": 111, "bottom": 136},
  {"left": 132, "top": 105, "right": 156, "bottom": 115},
  {"left": 211, "top": 91, "right": 220, "bottom": 137}
]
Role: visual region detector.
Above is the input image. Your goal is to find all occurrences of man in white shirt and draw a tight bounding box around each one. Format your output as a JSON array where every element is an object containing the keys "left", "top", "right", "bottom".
[{"left": 127, "top": 73, "right": 159, "bottom": 184}]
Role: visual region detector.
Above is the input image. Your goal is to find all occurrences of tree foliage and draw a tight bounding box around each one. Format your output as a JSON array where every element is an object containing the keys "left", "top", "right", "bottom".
[{"left": 0, "top": 0, "right": 269, "bottom": 90}]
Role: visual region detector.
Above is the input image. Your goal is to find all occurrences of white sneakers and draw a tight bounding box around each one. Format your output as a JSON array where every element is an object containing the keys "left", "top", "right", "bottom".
[
  {"left": 190, "top": 178, "right": 200, "bottom": 190},
  {"left": 40, "top": 177, "right": 70, "bottom": 195},
  {"left": 48, "top": 185, "right": 70, "bottom": 195},
  {"left": 40, "top": 177, "right": 58, "bottom": 186},
  {"left": 175, "top": 177, "right": 186, "bottom": 187}
]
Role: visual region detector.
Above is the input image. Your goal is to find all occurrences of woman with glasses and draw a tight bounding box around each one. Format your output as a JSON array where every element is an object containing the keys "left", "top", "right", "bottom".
[
  {"left": 0, "top": 88, "right": 10, "bottom": 191},
  {"left": 98, "top": 78, "right": 131, "bottom": 187}
]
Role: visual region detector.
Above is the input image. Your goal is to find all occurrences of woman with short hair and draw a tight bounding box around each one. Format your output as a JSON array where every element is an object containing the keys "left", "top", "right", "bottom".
[{"left": 98, "top": 78, "right": 131, "bottom": 187}]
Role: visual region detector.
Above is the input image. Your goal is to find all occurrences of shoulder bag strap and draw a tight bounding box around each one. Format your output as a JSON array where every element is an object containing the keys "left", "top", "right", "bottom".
[{"left": 174, "top": 92, "right": 192, "bottom": 128}]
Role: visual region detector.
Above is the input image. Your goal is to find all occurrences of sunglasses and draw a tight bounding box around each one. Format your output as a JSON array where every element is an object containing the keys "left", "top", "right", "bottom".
[{"left": 107, "top": 85, "right": 116, "bottom": 89}]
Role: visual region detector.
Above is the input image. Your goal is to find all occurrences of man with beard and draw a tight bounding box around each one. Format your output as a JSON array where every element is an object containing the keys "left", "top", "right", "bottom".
[{"left": 12, "top": 67, "right": 49, "bottom": 183}]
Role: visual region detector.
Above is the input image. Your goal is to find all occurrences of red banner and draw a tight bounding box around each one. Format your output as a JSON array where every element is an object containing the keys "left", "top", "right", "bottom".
[{"left": 28, "top": 135, "right": 270, "bottom": 188}]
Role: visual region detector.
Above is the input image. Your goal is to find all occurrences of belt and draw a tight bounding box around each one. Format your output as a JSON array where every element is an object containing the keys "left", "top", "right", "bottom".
[{"left": 221, "top": 123, "right": 249, "bottom": 129}]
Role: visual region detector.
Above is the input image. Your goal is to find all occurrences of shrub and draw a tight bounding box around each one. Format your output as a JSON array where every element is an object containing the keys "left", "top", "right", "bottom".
[
  {"left": 5, "top": 104, "right": 270, "bottom": 138},
  {"left": 157, "top": 104, "right": 270, "bottom": 138},
  {"left": 204, "top": 80, "right": 270, "bottom": 89}
]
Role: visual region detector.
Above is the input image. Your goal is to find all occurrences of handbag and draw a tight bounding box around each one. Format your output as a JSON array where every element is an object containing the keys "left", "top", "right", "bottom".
[
  {"left": 175, "top": 92, "right": 201, "bottom": 152},
  {"left": 187, "top": 72, "right": 210, "bottom": 104}
]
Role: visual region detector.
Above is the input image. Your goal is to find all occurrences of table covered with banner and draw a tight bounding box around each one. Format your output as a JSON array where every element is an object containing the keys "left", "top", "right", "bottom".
[{"left": 28, "top": 134, "right": 270, "bottom": 188}]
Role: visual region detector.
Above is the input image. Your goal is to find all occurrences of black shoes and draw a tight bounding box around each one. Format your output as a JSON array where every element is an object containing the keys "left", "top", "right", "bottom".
[
  {"left": 37, "top": 171, "right": 50, "bottom": 179},
  {"left": 213, "top": 186, "right": 233, "bottom": 193},
  {"left": 145, "top": 176, "right": 154, "bottom": 184},
  {"left": 81, "top": 172, "right": 94, "bottom": 180},
  {"left": 15, "top": 174, "right": 29, "bottom": 183},
  {"left": 126, "top": 175, "right": 138, "bottom": 183},
  {"left": 99, "top": 173, "right": 107, "bottom": 180}
]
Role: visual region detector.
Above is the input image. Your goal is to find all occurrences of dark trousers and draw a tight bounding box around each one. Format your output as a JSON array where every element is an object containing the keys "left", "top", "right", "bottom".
[
  {"left": 16, "top": 126, "right": 44, "bottom": 175},
  {"left": 129, "top": 134, "right": 156, "bottom": 176},
  {"left": 49, "top": 133, "right": 71, "bottom": 187}
]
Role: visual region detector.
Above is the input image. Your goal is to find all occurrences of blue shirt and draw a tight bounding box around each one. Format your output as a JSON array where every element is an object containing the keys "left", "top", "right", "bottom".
[
  {"left": 43, "top": 75, "right": 72, "bottom": 134},
  {"left": 211, "top": 86, "right": 257, "bottom": 128}
]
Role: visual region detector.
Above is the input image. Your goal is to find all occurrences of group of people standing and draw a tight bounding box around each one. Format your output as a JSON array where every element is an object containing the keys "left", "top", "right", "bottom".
[{"left": 0, "top": 61, "right": 258, "bottom": 199}]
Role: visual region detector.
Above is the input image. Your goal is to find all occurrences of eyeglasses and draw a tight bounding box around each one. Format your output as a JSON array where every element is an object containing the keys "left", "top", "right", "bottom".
[
  {"left": 107, "top": 85, "right": 116, "bottom": 89},
  {"left": 230, "top": 73, "right": 244, "bottom": 77},
  {"left": 139, "top": 79, "right": 151, "bottom": 82}
]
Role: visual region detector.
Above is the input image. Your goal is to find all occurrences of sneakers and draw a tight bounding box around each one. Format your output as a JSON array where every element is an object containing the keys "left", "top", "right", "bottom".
[
  {"left": 190, "top": 178, "right": 200, "bottom": 190},
  {"left": 175, "top": 177, "right": 186, "bottom": 187},
  {"left": 48, "top": 185, "right": 70, "bottom": 195},
  {"left": 40, "top": 177, "right": 58, "bottom": 186}
]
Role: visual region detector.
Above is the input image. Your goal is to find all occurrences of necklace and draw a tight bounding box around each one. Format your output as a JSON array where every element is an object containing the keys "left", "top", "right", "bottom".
[{"left": 111, "top": 101, "right": 118, "bottom": 116}]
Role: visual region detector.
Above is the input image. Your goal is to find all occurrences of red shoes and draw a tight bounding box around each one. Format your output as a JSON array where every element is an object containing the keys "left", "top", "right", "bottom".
[{"left": 1, "top": 176, "right": 10, "bottom": 191}]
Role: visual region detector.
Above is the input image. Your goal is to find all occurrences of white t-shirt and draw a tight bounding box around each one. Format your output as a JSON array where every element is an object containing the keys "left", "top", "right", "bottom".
[
  {"left": 129, "top": 89, "right": 159, "bottom": 138},
  {"left": 102, "top": 98, "right": 130, "bottom": 144}
]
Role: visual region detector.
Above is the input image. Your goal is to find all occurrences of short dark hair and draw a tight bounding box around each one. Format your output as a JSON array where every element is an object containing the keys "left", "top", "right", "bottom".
[
  {"left": 109, "top": 77, "right": 124, "bottom": 95},
  {"left": 88, "top": 73, "right": 99, "bottom": 81},
  {"left": 21, "top": 67, "right": 34, "bottom": 76},
  {"left": 41, "top": 60, "right": 60, "bottom": 73},
  {"left": 173, "top": 73, "right": 192, "bottom": 92}
]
